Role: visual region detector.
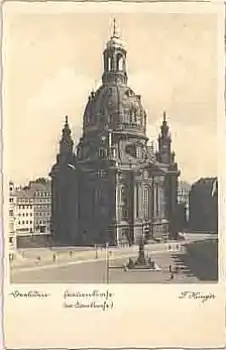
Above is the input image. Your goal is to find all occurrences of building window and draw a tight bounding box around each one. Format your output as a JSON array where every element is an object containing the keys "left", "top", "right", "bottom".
[
  {"left": 99, "top": 148, "right": 105, "bottom": 159},
  {"left": 136, "top": 146, "right": 142, "bottom": 159},
  {"left": 9, "top": 237, "right": 13, "bottom": 244},
  {"left": 120, "top": 186, "right": 128, "bottom": 219},
  {"left": 144, "top": 187, "right": 149, "bottom": 219},
  {"left": 9, "top": 210, "right": 14, "bottom": 217},
  {"left": 97, "top": 169, "right": 106, "bottom": 178},
  {"left": 136, "top": 185, "right": 139, "bottom": 218}
]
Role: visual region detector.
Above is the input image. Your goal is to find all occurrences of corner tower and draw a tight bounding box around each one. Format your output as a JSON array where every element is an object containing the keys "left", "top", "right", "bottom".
[
  {"left": 156, "top": 112, "right": 180, "bottom": 239},
  {"left": 158, "top": 112, "right": 172, "bottom": 164},
  {"left": 50, "top": 117, "right": 78, "bottom": 244}
]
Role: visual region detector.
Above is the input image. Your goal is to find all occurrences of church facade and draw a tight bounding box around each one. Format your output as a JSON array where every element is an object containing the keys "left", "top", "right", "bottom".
[{"left": 50, "top": 23, "right": 180, "bottom": 246}]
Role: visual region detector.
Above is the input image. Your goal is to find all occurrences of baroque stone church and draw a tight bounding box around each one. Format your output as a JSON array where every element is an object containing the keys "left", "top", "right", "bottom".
[{"left": 50, "top": 21, "right": 180, "bottom": 246}]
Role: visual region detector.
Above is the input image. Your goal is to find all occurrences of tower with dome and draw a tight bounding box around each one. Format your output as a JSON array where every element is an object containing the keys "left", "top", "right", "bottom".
[{"left": 50, "top": 20, "right": 180, "bottom": 246}]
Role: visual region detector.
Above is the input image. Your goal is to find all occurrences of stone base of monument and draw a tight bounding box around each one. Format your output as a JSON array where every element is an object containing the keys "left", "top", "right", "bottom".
[
  {"left": 128, "top": 265, "right": 162, "bottom": 272},
  {"left": 123, "top": 257, "right": 161, "bottom": 272},
  {"left": 123, "top": 236, "right": 163, "bottom": 272}
]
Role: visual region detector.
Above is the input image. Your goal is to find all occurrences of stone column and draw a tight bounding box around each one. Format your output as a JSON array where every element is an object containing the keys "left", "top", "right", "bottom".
[
  {"left": 159, "top": 185, "right": 162, "bottom": 219},
  {"left": 159, "top": 182, "right": 165, "bottom": 219},
  {"left": 154, "top": 182, "right": 158, "bottom": 218}
]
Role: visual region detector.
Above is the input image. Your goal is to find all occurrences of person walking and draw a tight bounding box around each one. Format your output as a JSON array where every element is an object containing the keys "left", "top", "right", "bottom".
[
  {"left": 123, "top": 263, "right": 128, "bottom": 272},
  {"left": 175, "top": 266, "right": 179, "bottom": 274}
]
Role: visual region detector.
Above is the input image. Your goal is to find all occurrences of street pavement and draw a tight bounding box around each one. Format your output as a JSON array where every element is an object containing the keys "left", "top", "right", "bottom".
[
  {"left": 10, "top": 235, "right": 218, "bottom": 283},
  {"left": 11, "top": 242, "right": 182, "bottom": 270},
  {"left": 11, "top": 249, "right": 212, "bottom": 284}
]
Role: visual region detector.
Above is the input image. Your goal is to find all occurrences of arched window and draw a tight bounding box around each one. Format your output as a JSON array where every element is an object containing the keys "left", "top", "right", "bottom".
[
  {"left": 108, "top": 57, "right": 111, "bottom": 71},
  {"left": 136, "top": 185, "right": 139, "bottom": 218},
  {"left": 136, "top": 113, "right": 142, "bottom": 126},
  {"left": 129, "top": 108, "right": 136, "bottom": 124},
  {"left": 120, "top": 186, "right": 128, "bottom": 219},
  {"left": 99, "top": 148, "right": 105, "bottom": 159},
  {"left": 136, "top": 146, "right": 142, "bottom": 159},
  {"left": 121, "top": 186, "right": 126, "bottom": 203},
  {"left": 116, "top": 53, "right": 124, "bottom": 71},
  {"left": 144, "top": 187, "right": 149, "bottom": 219},
  {"left": 129, "top": 110, "right": 133, "bottom": 124}
]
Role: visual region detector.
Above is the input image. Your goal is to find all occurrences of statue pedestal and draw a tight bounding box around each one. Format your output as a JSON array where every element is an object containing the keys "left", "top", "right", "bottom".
[
  {"left": 125, "top": 237, "right": 158, "bottom": 270},
  {"left": 136, "top": 252, "right": 146, "bottom": 266}
]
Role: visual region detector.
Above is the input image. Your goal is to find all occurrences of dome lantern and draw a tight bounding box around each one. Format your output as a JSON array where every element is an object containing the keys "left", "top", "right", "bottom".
[{"left": 102, "top": 19, "right": 127, "bottom": 85}]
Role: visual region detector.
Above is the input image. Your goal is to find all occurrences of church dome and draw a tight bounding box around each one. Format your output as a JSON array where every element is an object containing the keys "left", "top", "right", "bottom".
[
  {"left": 82, "top": 20, "right": 147, "bottom": 138},
  {"left": 83, "top": 82, "right": 146, "bottom": 136}
]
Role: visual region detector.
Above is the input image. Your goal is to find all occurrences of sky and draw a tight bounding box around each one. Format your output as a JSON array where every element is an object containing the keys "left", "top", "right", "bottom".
[{"left": 3, "top": 7, "right": 219, "bottom": 185}]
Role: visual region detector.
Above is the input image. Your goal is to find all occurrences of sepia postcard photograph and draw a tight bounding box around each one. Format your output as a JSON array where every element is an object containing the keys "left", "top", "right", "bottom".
[
  {"left": 2, "top": 0, "right": 226, "bottom": 349},
  {"left": 5, "top": 2, "right": 220, "bottom": 285}
]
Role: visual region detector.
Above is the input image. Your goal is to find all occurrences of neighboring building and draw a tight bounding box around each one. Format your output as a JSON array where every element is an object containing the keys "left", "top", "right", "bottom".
[
  {"left": 8, "top": 179, "right": 52, "bottom": 249},
  {"left": 189, "top": 177, "right": 218, "bottom": 233},
  {"left": 13, "top": 178, "right": 51, "bottom": 236},
  {"left": 177, "top": 181, "right": 191, "bottom": 230},
  {"left": 29, "top": 179, "right": 51, "bottom": 233},
  {"left": 14, "top": 188, "right": 34, "bottom": 235},
  {"left": 50, "top": 22, "right": 180, "bottom": 246},
  {"left": 9, "top": 181, "right": 17, "bottom": 251}
]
